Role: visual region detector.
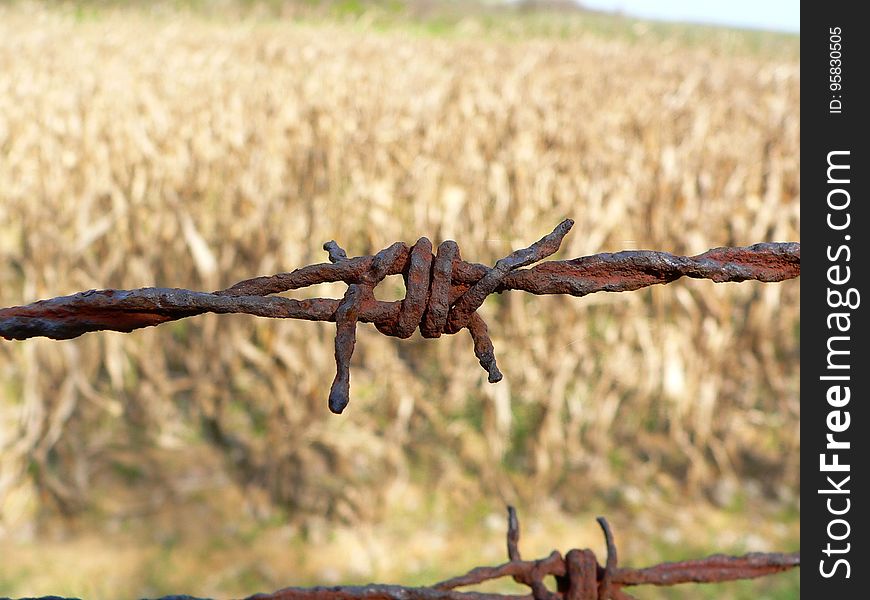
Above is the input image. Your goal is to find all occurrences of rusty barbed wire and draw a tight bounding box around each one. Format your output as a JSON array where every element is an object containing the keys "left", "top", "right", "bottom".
[
  {"left": 9, "top": 506, "right": 799, "bottom": 600},
  {"left": 46, "top": 506, "right": 789, "bottom": 600},
  {"left": 427, "top": 507, "right": 799, "bottom": 600},
  {"left": 0, "top": 219, "right": 800, "bottom": 413}
]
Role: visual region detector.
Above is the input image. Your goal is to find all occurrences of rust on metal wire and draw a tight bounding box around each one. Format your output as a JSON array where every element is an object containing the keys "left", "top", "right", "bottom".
[
  {"left": 0, "top": 219, "right": 800, "bottom": 413},
  {"left": 6, "top": 508, "right": 798, "bottom": 600},
  {"left": 429, "top": 507, "right": 800, "bottom": 600},
  {"left": 236, "top": 506, "right": 798, "bottom": 600}
]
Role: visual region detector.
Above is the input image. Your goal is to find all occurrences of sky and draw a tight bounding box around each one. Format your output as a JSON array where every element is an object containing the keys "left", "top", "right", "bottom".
[{"left": 578, "top": 0, "right": 800, "bottom": 33}]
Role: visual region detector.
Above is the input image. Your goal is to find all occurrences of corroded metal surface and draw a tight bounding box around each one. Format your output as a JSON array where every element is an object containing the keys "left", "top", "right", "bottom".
[
  {"left": 431, "top": 507, "right": 799, "bottom": 600},
  {"left": 0, "top": 220, "right": 800, "bottom": 413},
  {"left": 1, "top": 508, "right": 799, "bottom": 600}
]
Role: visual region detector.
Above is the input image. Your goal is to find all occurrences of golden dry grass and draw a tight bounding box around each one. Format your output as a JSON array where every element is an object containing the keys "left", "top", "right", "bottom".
[{"left": 0, "top": 2, "right": 798, "bottom": 598}]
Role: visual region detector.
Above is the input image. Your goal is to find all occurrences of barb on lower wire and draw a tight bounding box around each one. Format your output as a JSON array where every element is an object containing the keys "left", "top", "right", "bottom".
[
  {"left": 0, "top": 220, "right": 800, "bottom": 414},
  {"left": 430, "top": 506, "right": 799, "bottom": 600},
  {"left": 14, "top": 506, "right": 800, "bottom": 600}
]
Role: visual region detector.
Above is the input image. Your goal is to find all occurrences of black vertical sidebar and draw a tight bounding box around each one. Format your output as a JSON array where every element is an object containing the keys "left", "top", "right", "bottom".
[{"left": 802, "top": 5, "right": 868, "bottom": 597}]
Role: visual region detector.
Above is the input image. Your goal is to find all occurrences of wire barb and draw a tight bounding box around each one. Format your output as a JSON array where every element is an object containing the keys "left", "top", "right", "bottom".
[
  {"left": 430, "top": 507, "right": 799, "bottom": 600},
  {"left": 595, "top": 517, "right": 617, "bottom": 600},
  {"left": 0, "top": 220, "right": 800, "bottom": 414},
  {"left": 12, "top": 507, "right": 799, "bottom": 600}
]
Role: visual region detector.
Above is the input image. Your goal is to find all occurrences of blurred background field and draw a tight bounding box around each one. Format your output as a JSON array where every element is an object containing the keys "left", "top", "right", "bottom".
[{"left": 0, "top": 1, "right": 799, "bottom": 598}]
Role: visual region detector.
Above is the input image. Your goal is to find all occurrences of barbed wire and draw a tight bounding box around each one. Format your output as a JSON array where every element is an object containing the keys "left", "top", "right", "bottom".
[
  {"left": 1, "top": 506, "right": 799, "bottom": 600},
  {"left": 0, "top": 219, "right": 800, "bottom": 413},
  {"left": 425, "top": 507, "right": 799, "bottom": 600},
  {"left": 250, "top": 506, "right": 799, "bottom": 599}
]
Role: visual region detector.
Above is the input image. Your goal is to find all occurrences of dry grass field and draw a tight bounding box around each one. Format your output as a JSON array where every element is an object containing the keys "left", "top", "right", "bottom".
[{"left": 0, "top": 2, "right": 799, "bottom": 598}]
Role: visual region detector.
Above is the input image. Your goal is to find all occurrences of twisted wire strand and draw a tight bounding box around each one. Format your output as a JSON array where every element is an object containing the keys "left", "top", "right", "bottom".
[
  {"left": 431, "top": 507, "right": 799, "bottom": 600},
  {"left": 0, "top": 220, "right": 800, "bottom": 414}
]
